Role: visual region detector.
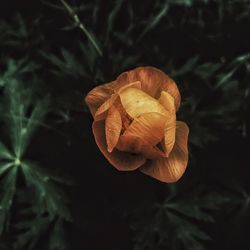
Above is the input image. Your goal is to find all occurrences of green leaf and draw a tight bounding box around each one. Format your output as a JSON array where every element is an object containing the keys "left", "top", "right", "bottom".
[
  {"left": 13, "top": 215, "right": 68, "bottom": 250},
  {"left": 132, "top": 185, "right": 224, "bottom": 250},
  {"left": 12, "top": 189, "right": 69, "bottom": 250},
  {"left": 60, "top": 0, "right": 103, "bottom": 56},
  {"left": 138, "top": 2, "right": 169, "bottom": 41},
  {"left": 105, "top": 0, "right": 124, "bottom": 43},
  {"left": 0, "top": 59, "right": 70, "bottom": 248},
  {"left": 195, "top": 62, "right": 221, "bottom": 79},
  {"left": 229, "top": 53, "right": 250, "bottom": 68},
  {"left": 21, "top": 161, "right": 71, "bottom": 221},
  {"left": 4, "top": 79, "right": 48, "bottom": 158},
  {"left": 171, "top": 56, "right": 199, "bottom": 77},
  {"left": 48, "top": 218, "right": 68, "bottom": 250},
  {"left": 215, "top": 69, "right": 236, "bottom": 89},
  {"left": 41, "top": 48, "right": 85, "bottom": 78},
  {"left": 0, "top": 58, "right": 38, "bottom": 82},
  {"left": 13, "top": 213, "right": 51, "bottom": 250},
  {"left": 0, "top": 142, "right": 13, "bottom": 160},
  {"left": 0, "top": 166, "right": 17, "bottom": 235},
  {"left": 0, "top": 163, "right": 14, "bottom": 176}
]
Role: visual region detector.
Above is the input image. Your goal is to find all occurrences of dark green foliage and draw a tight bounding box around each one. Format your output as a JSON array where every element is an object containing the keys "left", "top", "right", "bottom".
[
  {"left": 166, "top": 53, "right": 250, "bottom": 147},
  {"left": 132, "top": 185, "right": 232, "bottom": 250},
  {"left": 0, "top": 0, "right": 250, "bottom": 249},
  {"left": 0, "top": 60, "right": 71, "bottom": 249}
]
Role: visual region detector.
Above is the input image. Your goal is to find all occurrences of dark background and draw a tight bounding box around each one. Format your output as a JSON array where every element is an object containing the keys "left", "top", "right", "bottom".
[{"left": 0, "top": 0, "right": 250, "bottom": 250}]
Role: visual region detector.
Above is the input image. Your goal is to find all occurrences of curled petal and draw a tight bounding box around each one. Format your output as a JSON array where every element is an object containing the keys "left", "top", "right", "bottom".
[
  {"left": 140, "top": 121, "right": 189, "bottom": 183},
  {"left": 158, "top": 91, "right": 176, "bottom": 114},
  {"left": 123, "top": 112, "right": 166, "bottom": 146},
  {"left": 161, "top": 76, "right": 181, "bottom": 111},
  {"left": 94, "top": 94, "right": 118, "bottom": 121},
  {"left": 116, "top": 66, "right": 181, "bottom": 109},
  {"left": 93, "top": 120, "right": 146, "bottom": 171},
  {"left": 117, "top": 134, "right": 165, "bottom": 159},
  {"left": 113, "top": 97, "right": 133, "bottom": 131},
  {"left": 85, "top": 81, "right": 116, "bottom": 116},
  {"left": 119, "top": 87, "right": 168, "bottom": 118},
  {"left": 94, "top": 81, "right": 142, "bottom": 121},
  {"left": 105, "top": 106, "right": 122, "bottom": 152},
  {"left": 158, "top": 91, "right": 176, "bottom": 156}
]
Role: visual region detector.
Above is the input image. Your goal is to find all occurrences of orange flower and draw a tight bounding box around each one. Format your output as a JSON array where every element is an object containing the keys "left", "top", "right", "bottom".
[{"left": 85, "top": 66, "right": 189, "bottom": 182}]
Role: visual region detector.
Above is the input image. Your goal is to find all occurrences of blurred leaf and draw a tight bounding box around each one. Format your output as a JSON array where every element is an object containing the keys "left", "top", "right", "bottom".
[
  {"left": 48, "top": 218, "right": 68, "bottom": 250},
  {"left": 41, "top": 48, "right": 85, "bottom": 78},
  {"left": 0, "top": 166, "right": 17, "bottom": 235},
  {"left": 171, "top": 56, "right": 199, "bottom": 77},
  {"left": 13, "top": 213, "right": 51, "bottom": 250},
  {"left": 138, "top": 2, "right": 169, "bottom": 41},
  {"left": 0, "top": 14, "right": 42, "bottom": 49},
  {"left": 105, "top": 0, "right": 124, "bottom": 43},
  {"left": 215, "top": 70, "right": 236, "bottom": 88},
  {"left": 0, "top": 143, "right": 13, "bottom": 161},
  {"left": 0, "top": 58, "right": 38, "bottom": 87},
  {"left": 60, "top": 0, "right": 103, "bottom": 56},
  {"left": 169, "top": 0, "right": 195, "bottom": 6},
  {"left": 194, "top": 62, "right": 221, "bottom": 79}
]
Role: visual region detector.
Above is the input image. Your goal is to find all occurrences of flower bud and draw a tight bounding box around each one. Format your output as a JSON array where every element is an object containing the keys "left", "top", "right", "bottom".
[{"left": 85, "top": 66, "right": 189, "bottom": 182}]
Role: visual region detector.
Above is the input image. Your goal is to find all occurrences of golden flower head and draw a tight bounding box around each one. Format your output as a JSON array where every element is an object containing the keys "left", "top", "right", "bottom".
[{"left": 85, "top": 66, "right": 189, "bottom": 183}]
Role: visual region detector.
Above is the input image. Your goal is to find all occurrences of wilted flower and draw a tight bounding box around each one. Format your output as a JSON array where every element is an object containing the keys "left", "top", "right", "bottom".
[{"left": 85, "top": 66, "right": 189, "bottom": 182}]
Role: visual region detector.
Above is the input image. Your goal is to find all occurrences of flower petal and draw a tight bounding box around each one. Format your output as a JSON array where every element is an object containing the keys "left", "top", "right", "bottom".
[
  {"left": 140, "top": 121, "right": 189, "bottom": 183},
  {"left": 105, "top": 106, "right": 122, "bottom": 152},
  {"left": 117, "top": 67, "right": 162, "bottom": 97},
  {"left": 93, "top": 81, "right": 142, "bottom": 121},
  {"left": 116, "top": 134, "right": 165, "bottom": 159},
  {"left": 123, "top": 112, "right": 166, "bottom": 146},
  {"left": 117, "top": 81, "right": 141, "bottom": 93},
  {"left": 94, "top": 94, "right": 118, "bottom": 121},
  {"left": 119, "top": 87, "right": 168, "bottom": 118},
  {"left": 85, "top": 81, "right": 116, "bottom": 116},
  {"left": 161, "top": 76, "right": 181, "bottom": 111},
  {"left": 113, "top": 97, "right": 133, "bottom": 131},
  {"left": 93, "top": 120, "right": 146, "bottom": 171},
  {"left": 158, "top": 91, "right": 176, "bottom": 156},
  {"left": 116, "top": 66, "right": 181, "bottom": 109}
]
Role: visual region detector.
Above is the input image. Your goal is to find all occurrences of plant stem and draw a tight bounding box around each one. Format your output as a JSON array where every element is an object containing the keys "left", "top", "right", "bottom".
[{"left": 60, "top": 0, "right": 103, "bottom": 56}]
